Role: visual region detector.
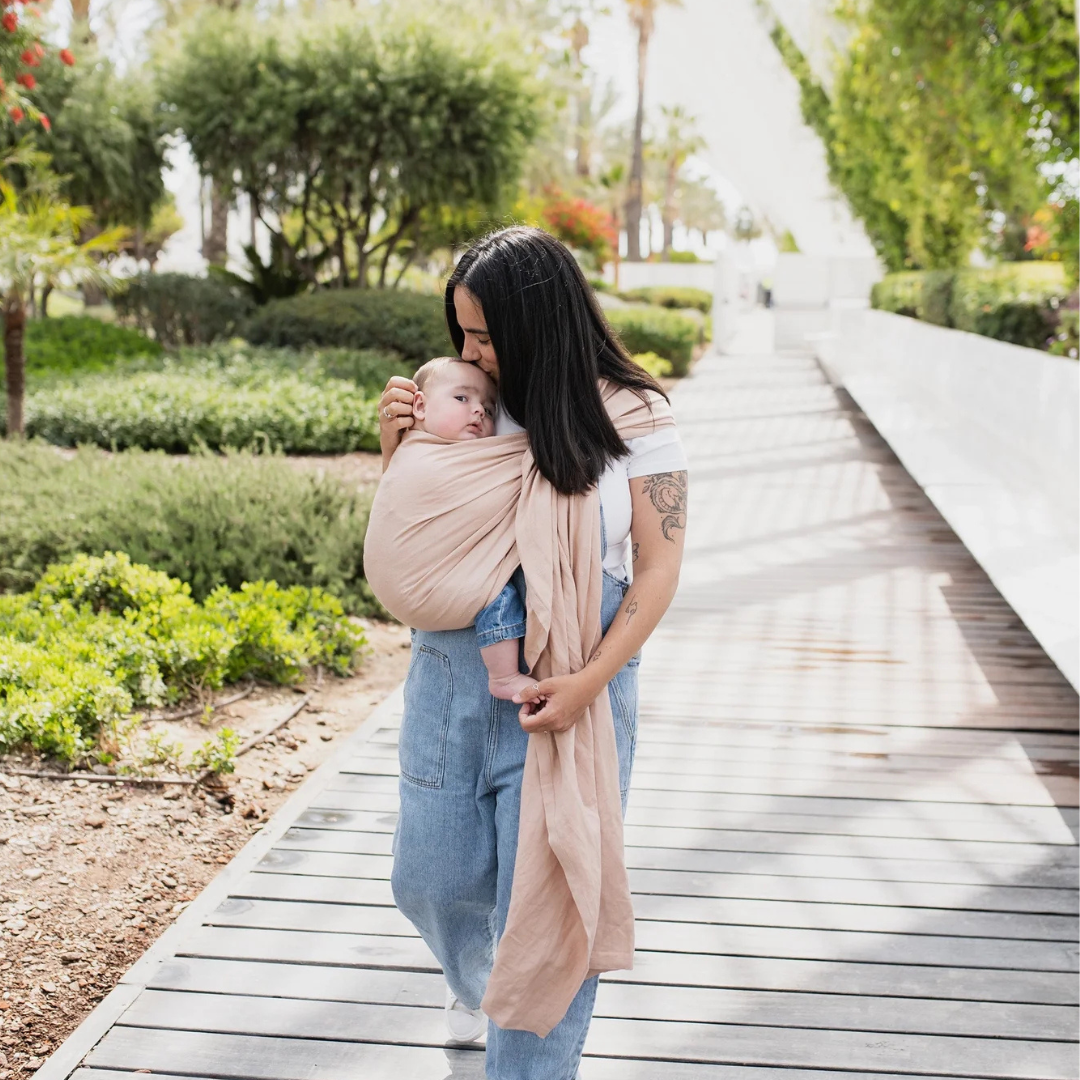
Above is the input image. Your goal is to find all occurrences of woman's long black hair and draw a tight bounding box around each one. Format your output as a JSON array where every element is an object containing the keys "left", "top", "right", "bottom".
[{"left": 445, "top": 226, "right": 668, "bottom": 496}]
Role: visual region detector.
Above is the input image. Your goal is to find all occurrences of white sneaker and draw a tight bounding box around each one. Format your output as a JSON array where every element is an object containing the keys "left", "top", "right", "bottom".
[{"left": 444, "top": 984, "right": 486, "bottom": 1043}]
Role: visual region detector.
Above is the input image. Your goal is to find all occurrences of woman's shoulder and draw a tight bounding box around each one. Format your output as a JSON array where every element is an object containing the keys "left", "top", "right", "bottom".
[{"left": 600, "top": 379, "right": 676, "bottom": 437}]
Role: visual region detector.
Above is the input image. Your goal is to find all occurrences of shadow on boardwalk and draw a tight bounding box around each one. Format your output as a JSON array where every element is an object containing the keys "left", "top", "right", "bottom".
[{"left": 41, "top": 309, "right": 1078, "bottom": 1080}]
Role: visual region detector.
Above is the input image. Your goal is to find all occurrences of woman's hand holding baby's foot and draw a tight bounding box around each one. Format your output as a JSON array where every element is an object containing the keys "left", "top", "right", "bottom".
[{"left": 488, "top": 671, "right": 540, "bottom": 702}]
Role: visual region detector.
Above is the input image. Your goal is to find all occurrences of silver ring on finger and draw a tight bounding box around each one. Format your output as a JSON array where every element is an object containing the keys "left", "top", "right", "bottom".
[{"left": 383, "top": 407, "right": 392, "bottom": 420}]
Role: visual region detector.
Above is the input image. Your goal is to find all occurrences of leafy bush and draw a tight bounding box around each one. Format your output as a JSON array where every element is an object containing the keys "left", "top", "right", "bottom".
[
  {"left": 617, "top": 286, "right": 712, "bottom": 313},
  {"left": 18, "top": 360, "right": 380, "bottom": 454},
  {"left": 24, "top": 316, "right": 162, "bottom": 379},
  {"left": 606, "top": 305, "right": 699, "bottom": 375},
  {"left": 115, "top": 272, "right": 256, "bottom": 347},
  {"left": 0, "top": 552, "right": 365, "bottom": 763},
  {"left": 871, "top": 262, "right": 1068, "bottom": 350},
  {"left": 170, "top": 342, "right": 412, "bottom": 394},
  {"left": 0, "top": 441, "right": 379, "bottom": 613},
  {"left": 243, "top": 289, "right": 451, "bottom": 367},
  {"left": 633, "top": 352, "right": 673, "bottom": 379}
]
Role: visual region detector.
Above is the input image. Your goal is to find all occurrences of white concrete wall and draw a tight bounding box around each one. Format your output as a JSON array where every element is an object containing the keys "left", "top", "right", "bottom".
[
  {"left": 611, "top": 262, "right": 716, "bottom": 292},
  {"left": 816, "top": 308, "right": 1080, "bottom": 689},
  {"left": 772, "top": 253, "right": 882, "bottom": 349}
]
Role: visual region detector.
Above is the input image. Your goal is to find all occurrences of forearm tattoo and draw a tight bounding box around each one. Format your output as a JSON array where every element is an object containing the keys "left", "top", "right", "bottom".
[
  {"left": 642, "top": 471, "right": 688, "bottom": 542},
  {"left": 625, "top": 597, "right": 639, "bottom": 625},
  {"left": 632, "top": 542, "right": 640, "bottom": 563}
]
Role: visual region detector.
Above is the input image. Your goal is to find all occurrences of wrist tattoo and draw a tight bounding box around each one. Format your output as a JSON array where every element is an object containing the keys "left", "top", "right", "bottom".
[{"left": 642, "top": 471, "right": 687, "bottom": 542}]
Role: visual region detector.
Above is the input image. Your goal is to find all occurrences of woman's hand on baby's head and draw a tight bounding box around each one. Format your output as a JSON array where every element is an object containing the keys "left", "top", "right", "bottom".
[{"left": 380, "top": 377, "right": 417, "bottom": 437}]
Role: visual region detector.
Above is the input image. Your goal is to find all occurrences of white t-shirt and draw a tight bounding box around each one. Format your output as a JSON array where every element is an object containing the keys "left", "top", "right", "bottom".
[{"left": 495, "top": 406, "right": 688, "bottom": 580}]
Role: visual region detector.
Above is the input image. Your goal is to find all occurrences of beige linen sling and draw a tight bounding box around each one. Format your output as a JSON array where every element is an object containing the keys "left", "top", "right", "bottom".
[{"left": 364, "top": 381, "right": 674, "bottom": 1037}]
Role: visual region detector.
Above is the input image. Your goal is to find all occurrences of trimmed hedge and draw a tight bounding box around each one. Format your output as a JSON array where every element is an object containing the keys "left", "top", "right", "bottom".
[
  {"left": 24, "top": 316, "right": 162, "bottom": 379},
  {"left": 18, "top": 359, "right": 380, "bottom": 455},
  {"left": 0, "top": 552, "right": 365, "bottom": 763},
  {"left": 115, "top": 272, "right": 256, "bottom": 347},
  {"left": 871, "top": 263, "right": 1069, "bottom": 350},
  {"left": 0, "top": 441, "right": 379, "bottom": 613},
  {"left": 617, "top": 286, "right": 712, "bottom": 313},
  {"left": 606, "top": 305, "right": 699, "bottom": 376},
  {"left": 243, "top": 289, "right": 451, "bottom": 367}
]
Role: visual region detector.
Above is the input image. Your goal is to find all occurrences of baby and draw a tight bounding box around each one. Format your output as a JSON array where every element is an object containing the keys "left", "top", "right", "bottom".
[{"left": 410, "top": 357, "right": 534, "bottom": 700}]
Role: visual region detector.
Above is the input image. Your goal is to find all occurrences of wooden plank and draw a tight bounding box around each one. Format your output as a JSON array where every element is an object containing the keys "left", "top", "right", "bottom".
[
  {"left": 84, "top": 1029, "right": 483, "bottom": 1080},
  {"left": 296, "top": 805, "right": 1079, "bottom": 865},
  {"left": 232, "top": 869, "right": 1077, "bottom": 943},
  {"left": 273, "top": 825, "right": 1077, "bottom": 888},
  {"left": 203, "top": 897, "right": 1077, "bottom": 972},
  {"left": 252, "top": 847, "right": 1079, "bottom": 914},
  {"left": 309, "top": 788, "right": 1079, "bottom": 845},
  {"left": 177, "top": 926, "right": 1080, "bottom": 1004},
  {"left": 148, "top": 956, "right": 1078, "bottom": 1040},
  {"left": 113, "top": 991, "right": 1080, "bottom": 1079}
]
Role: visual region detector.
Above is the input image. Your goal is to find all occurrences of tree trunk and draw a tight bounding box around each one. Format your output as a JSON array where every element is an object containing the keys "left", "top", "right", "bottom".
[
  {"left": 70, "top": 0, "right": 95, "bottom": 45},
  {"left": 571, "top": 20, "right": 591, "bottom": 179},
  {"left": 3, "top": 294, "right": 26, "bottom": 439},
  {"left": 624, "top": 14, "right": 651, "bottom": 262},
  {"left": 41, "top": 283, "right": 52, "bottom": 318},
  {"left": 203, "top": 179, "right": 229, "bottom": 267},
  {"left": 661, "top": 159, "right": 677, "bottom": 260}
]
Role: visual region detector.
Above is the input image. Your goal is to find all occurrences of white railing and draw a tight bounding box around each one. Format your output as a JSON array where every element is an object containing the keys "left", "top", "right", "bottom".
[{"left": 815, "top": 307, "right": 1080, "bottom": 690}]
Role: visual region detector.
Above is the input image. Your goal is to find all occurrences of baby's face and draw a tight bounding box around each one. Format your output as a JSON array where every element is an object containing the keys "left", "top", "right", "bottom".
[{"left": 414, "top": 361, "right": 497, "bottom": 440}]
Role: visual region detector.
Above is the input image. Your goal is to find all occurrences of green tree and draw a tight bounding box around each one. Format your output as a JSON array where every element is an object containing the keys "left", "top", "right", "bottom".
[
  {"left": 624, "top": 0, "right": 681, "bottom": 261},
  {"left": 651, "top": 104, "right": 704, "bottom": 259},
  {"left": 0, "top": 52, "right": 169, "bottom": 242},
  {"left": 766, "top": 0, "right": 1077, "bottom": 271},
  {"left": 158, "top": 7, "right": 538, "bottom": 288},
  {"left": 0, "top": 167, "right": 124, "bottom": 437},
  {"left": 678, "top": 177, "right": 726, "bottom": 247}
]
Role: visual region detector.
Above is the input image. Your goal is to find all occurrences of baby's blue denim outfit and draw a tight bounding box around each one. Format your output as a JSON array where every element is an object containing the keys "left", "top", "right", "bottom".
[
  {"left": 391, "top": 518, "right": 638, "bottom": 1080},
  {"left": 473, "top": 568, "right": 527, "bottom": 650}
]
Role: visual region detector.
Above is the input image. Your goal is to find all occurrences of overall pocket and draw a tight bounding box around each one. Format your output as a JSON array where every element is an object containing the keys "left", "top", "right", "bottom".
[{"left": 399, "top": 644, "right": 453, "bottom": 789}]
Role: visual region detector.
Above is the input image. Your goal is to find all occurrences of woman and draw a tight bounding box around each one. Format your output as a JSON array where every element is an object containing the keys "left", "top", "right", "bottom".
[{"left": 377, "top": 227, "right": 687, "bottom": 1079}]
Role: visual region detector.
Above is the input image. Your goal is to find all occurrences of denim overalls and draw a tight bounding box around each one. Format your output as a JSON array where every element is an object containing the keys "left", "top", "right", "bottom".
[{"left": 391, "top": 511, "right": 639, "bottom": 1080}]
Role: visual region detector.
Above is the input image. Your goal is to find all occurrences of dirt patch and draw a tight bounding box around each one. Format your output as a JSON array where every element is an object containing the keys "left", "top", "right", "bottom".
[{"left": 0, "top": 620, "right": 411, "bottom": 1077}]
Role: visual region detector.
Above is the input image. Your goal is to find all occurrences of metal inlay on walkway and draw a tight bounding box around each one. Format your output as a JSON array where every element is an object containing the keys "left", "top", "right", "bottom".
[{"left": 42, "top": 312, "right": 1079, "bottom": 1079}]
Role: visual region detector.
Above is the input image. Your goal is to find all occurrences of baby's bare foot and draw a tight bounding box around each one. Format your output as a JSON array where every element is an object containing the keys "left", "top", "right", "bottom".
[{"left": 488, "top": 672, "right": 537, "bottom": 701}]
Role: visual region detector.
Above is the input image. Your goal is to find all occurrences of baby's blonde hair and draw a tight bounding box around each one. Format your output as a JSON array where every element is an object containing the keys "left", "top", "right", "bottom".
[{"left": 413, "top": 356, "right": 463, "bottom": 391}]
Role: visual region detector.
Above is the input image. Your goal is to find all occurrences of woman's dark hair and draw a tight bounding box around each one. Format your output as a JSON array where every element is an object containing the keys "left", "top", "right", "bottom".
[{"left": 445, "top": 226, "right": 668, "bottom": 496}]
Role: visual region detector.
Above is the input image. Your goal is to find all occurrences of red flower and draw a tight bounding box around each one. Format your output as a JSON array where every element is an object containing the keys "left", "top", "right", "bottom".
[
  {"left": 2, "top": 11, "right": 18, "bottom": 30},
  {"left": 20, "top": 48, "right": 39, "bottom": 66},
  {"left": 33, "top": 41, "right": 43, "bottom": 56},
  {"left": 59, "top": 47, "right": 75, "bottom": 66},
  {"left": 39, "top": 114, "right": 49, "bottom": 131},
  {"left": 16, "top": 72, "right": 35, "bottom": 89},
  {"left": 9, "top": 106, "right": 24, "bottom": 123}
]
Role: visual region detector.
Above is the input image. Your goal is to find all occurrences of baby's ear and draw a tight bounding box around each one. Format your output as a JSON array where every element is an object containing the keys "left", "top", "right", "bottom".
[{"left": 412, "top": 390, "right": 426, "bottom": 420}]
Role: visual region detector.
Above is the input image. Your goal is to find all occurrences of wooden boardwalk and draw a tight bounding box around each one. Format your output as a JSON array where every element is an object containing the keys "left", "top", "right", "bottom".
[{"left": 43, "top": 311, "right": 1078, "bottom": 1079}]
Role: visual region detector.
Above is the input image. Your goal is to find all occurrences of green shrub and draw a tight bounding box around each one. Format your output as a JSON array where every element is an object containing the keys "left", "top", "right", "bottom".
[
  {"left": 606, "top": 305, "right": 699, "bottom": 376},
  {"left": 633, "top": 351, "right": 673, "bottom": 379},
  {"left": 1048, "top": 309, "right": 1079, "bottom": 359},
  {"left": 170, "top": 342, "right": 412, "bottom": 394},
  {"left": 115, "top": 272, "right": 255, "bottom": 347},
  {"left": 871, "top": 262, "right": 1068, "bottom": 350},
  {"left": 18, "top": 361, "right": 380, "bottom": 455},
  {"left": 0, "top": 441, "right": 380, "bottom": 613},
  {"left": 23, "top": 316, "right": 162, "bottom": 379},
  {"left": 617, "top": 286, "right": 712, "bottom": 313},
  {"left": 0, "top": 552, "right": 365, "bottom": 763},
  {"left": 243, "top": 289, "right": 451, "bottom": 367}
]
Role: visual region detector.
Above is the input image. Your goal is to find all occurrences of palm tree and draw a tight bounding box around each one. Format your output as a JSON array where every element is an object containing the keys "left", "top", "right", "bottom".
[
  {"left": 624, "top": 0, "right": 681, "bottom": 261},
  {"left": 0, "top": 177, "right": 124, "bottom": 437},
  {"left": 654, "top": 104, "right": 704, "bottom": 260}
]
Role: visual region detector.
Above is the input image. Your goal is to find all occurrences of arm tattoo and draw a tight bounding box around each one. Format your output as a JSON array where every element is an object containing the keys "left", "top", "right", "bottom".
[
  {"left": 625, "top": 598, "right": 639, "bottom": 625},
  {"left": 642, "top": 471, "right": 688, "bottom": 542},
  {"left": 632, "top": 542, "right": 640, "bottom": 563}
]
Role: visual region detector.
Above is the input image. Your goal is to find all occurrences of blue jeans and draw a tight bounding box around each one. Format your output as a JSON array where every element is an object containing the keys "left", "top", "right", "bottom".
[
  {"left": 391, "top": 570, "right": 639, "bottom": 1080},
  {"left": 474, "top": 569, "right": 527, "bottom": 649}
]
